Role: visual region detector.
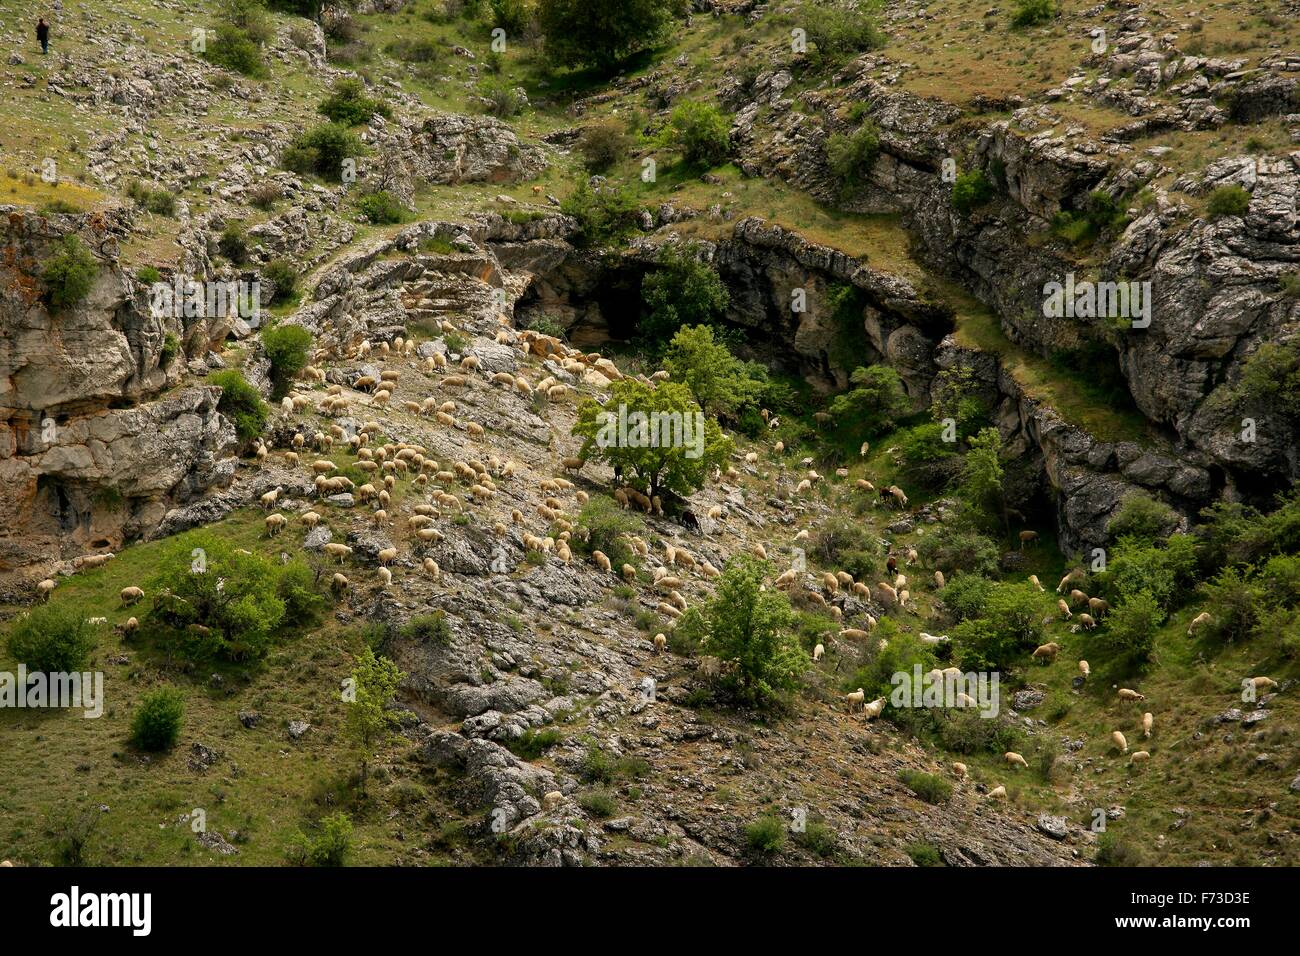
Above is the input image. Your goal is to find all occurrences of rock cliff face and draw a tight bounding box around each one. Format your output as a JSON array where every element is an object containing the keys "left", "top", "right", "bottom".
[{"left": 0, "top": 208, "right": 238, "bottom": 579}]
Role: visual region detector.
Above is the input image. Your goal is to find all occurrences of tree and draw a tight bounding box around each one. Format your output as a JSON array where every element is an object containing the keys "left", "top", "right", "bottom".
[
  {"left": 210, "top": 370, "right": 267, "bottom": 444},
  {"left": 804, "top": 1, "right": 886, "bottom": 67},
  {"left": 676, "top": 556, "right": 805, "bottom": 708},
  {"left": 259, "top": 324, "right": 313, "bottom": 399},
  {"left": 6, "top": 605, "right": 96, "bottom": 673},
  {"left": 957, "top": 427, "right": 1007, "bottom": 533},
  {"left": 318, "top": 78, "right": 391, "bottom": 126},
  {"left": 572, "top": 379, "right": 733, "bottom": 499},
  {"left": 130, "top": 687, "right": 185, "bottom": 752},
  {"left": 1091, "top": 589, "right": 1162, "bottom": 670},
  {"left": 1107, "top": 493, "right": 1177, "bottom": 543},
  {"left": 825, "top": 121, "right": 880, "bottom": 196},
  {"left": 827, "top": 365, "right": 911, "bottom": 446},
  {"left": 559, "top": 180, "right": 642, "bottom": 248},
  {"left": 41, "top": 235, "right": 98, "bottom": 309},
  {"left": 537, "top": 0, "right": 678, "bottom": 73},
  {"left": 662, "top": 324, "right": 763, "bottom": 418},
  {"left": 666, "top": 101, "right": 732, "bottom": 168},
  {"left": 640, "top": 243, "right": 729, "bottom": 342},
  {"left": 952, "top": 582, "right": 1043, "bottom": 671},
  {"left": 344, "top": 645, "right": 405, "bottom": 791}
]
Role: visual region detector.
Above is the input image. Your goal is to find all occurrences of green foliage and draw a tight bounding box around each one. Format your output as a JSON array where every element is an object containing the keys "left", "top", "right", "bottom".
[
  {"left": 1090, "top": 589, "right": 1162, "bottom": 670},
  {"left": 489, "top": 0, "right": 535, "bottom": 34},
  {"left": 744, "top": 814, "right": 786, "bottom": 854},
  {"left": 572, "top": 379, "right": 733, "bottom": 498},
  {"left": 1095, "top": 831, "right": 1147, "bottom": 866},
  {"left": 898, "top": 770, "right": 952, "bottom": 804},
  {"left": 811, "top": 515, "right": 876, "bottom": 574},
  {"left": 318, "top": 78, "right": 391, "bottom": 126},
  {"left": 1260, "top": 554, "right": 1300, "bottom": 608},
  {"left": 356, "top": 190, "right": 408, "bottom": 225},
  {"left": 686, "top": 556, "right": 806, "bottom": 708},
  {"left": 803, "top": 0, "right": 886, "bottom": 67},
  {"left": 640, "top": 244, "right": 729, "bottom": 342},
  {"left": 1206, "top": 184, "right": 1251, "bottom": 219},
  {"left": 578, "top": 119, "right": 634, "bottom": 173},
  {"left": 5, "top": 604, "right": 96, "bottom": 673},
  {"left": 578, "top": 790, "right": 618, "bottom": 817},
  {"left": 896, "top": 422, "right": 961, "bottom": 491},
  {"left": 574, "top": 495, "right": 644, "bottom": 568},
  {"left": 203, "top": 0, "right": 271, "bottom": 77},
  {"left": 160, "top": 332, "right": 181, "bottom": 368},
  {"left": 1107, "top": 493, "right": 1177, "bottom": 543},
  {"left": 845, "top": 624, "right": 937, "bottom": 703},
  {"left": 827, "top": 366, "right": 911, "bottom": 445},
  {"left": 125, "top": 179, "right": 176, "bottom": 216},
  {"left": 146, "top": 532, "right": 321, "bottom": 661},
  {"left": 1100, "top": 533, "right": 1198, "bottom": 611},
  {"left": 400, "top": 612, "right": 451, "bottom": 644},
  {"left": 955, "top": 427, "right": 1005, "bottom": 531},
  {"left": 952, "top": 582, "right": 1043, "bottom": 671},
  {"left": 293, "top": 812, "right": 352, "bottom": 866},
  {"left": 38, "top": 198, "right": 82, "bottom": 216},
  {"left": 536, "top": 0, "right": 676, "bottom": 72},
  {"left": 918, "top": 525, "right": 999, "bottom": 576},
  {"left": 1233, "top": 339, "right": 1300, "bottom": 420},
  {"left": 1010, "top": 0, "right": 1055, "bottom": 27},
  {"left": 136, "top": 265, "right": 162, "bottom": 285},
  {"left": 263, "top": 259, "right": 299, "bottom": 305},
  {"left": 508, "top": 727, "right": 563, "bottom": 760},
  {"left": 793, "top": 818, "right": 838, "bottom": 857},
  {"left": 939, "top": 573, "right": 995, "bottom": 623},
  {"left": 825, "top": 121, "right": 881, "bottom": 197},
  {"left": 210, "top": 370, "right": 268, "bottom": 444},
  {"left": 282, "top": 123, "right": 367, "bottom": 181},
  {"left": 41, "top": 235, "right": 97, "bottom": 309},
  {"left": 259, "top": 323, "right": 313, "bottom": 399},
  {"left": 344, "top": 645, "right": 405, "bottom": 789},
  {"left": 907, "top": 842, "right": 944, "bottom": 866},
  {"left": 1197, "top": 566, "right": 1265, "bottom": 642},
  {"left": 662, "top": 324, "right": 763, "bottom": 418},
  {"left": 129, "top": 688, "right": 184, "bottom": 752},
  {"left": 1196, "top": 491, "right": 1300, "bottom": 570},
  {"left": 666, "top": 101, "right": 732, "bottom": 169},
  {"left": 559, "top": 180, "right": 641, "bottom": 248},
  {"left": 823, "top": 281, "right": 872, "bottom": 372},
  {"left": 1050, "top": 190, "right": 1127, "bottom": 247},
  {"left": 952, "top": 169, "right": 994, "bottom": 214},
  {"left": 218, "top": 223, "right": 248, "bottom": 265},
  {"left": 479, "top": 78, "right": 529, "bottom": 117}
]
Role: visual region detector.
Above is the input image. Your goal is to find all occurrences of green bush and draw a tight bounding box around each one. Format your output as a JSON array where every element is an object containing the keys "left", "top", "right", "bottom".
[
  {"left": 282, "top": 123, "right": 366, "bottom": 181},
  {"left": 1010, "top": 0, "right": 1055, "bottom": 27},
  {"left": 639, "top": 243, "right": 729, "bottom": 342},
  {"left": 262, "top": 259, "right": 299, "bottom": 305},
  {"left": 918, "top": 526, "right": 999, "bottom": 576},
  {"left": 907, "top": 842, "right": 944, "bottom": 866},
  {"left": 129, "top": 687, "right": 185, "bottom": 752},
  {"left": 537, "top": 0, "right": 676, "bottom": 72},
  {"left": 1206, "top": 184, "right": 1251, "bottom": 219},
  {"left": 210, "top": 370, "right": 267, "bottom": 444},
  {"left": 825, "top": 122, "right": 881, "bottom": 196},
  {"left": 136, "top": 265, "right": 162, "bottom": 285},
  {"left": 39, "top": 198, "right": 82, "bottom": 216},
  {"left": 318, "top": 78, "right": 391, "bottom": 126},
  {"left": 939, "top": 573, "right": 995, "bottom": 622},
  {"left": 489, "top": 0, "right": 534, "bottom": 34},
  {"left": 577, "top": 790, "right": 617, "bottom": 817},
  {"left": 295, "top": 812, "right": 352, "bottom": 866},
  {"left": 827, "top": 365, "right": 911, "bottom": 443},
  {"left": 259, "top": 323, "right": 312, "bottom": 398},
  {"left": 560, "top": 180, "right": 641, "bottom": 248},
  {"left": 578, "top": 120, "right": 634, "bottom": 172},
  {"left": 5, "top": 604, "right": 96, "bottom": 673},
  {"left": 400, "top": 612, "right": 451, "bottom": 644},
  {"left": 1197, "top": 566, "right": 1265, "bottom": 642},
  {"left": 160, "top": 332, "right": 181, "bottom": 368},
  {"left": 1090, "top": 589, "right": 1163, "bottom": 670},
  {"left": 218, "top": 223, "right": 248, "bottom": 264},
  {"left": 793, "top": 818, "right": 838, "bottom": 858},
  {"left": 1233, "top": 340, "right": 1300, "bottom": 420},
  {"left": 356, "top": 189, "right": 408, "bottom": 225},
  {"left": 952, "top": 582, "right": 1044, "bottom": 671},
  {"left": 662, "top": 324, "right": 765, "bottom": 418},
  {"left": 896, "top": 422, "right": 962, "bottom": 491},
  {"left": 666, "top": 101, "right": 732, "bottom": 168},
  {"left": 202, "top": 1, "right": 271, "bottom": 77},
  {"left": 898, "top": 770, "right": 952, "bottom": 804},
  {"left": 744, "top": 814, "right": 786, "bottom": 854},
  {"left": 952, "top": 169, "right": 994, "bottom": 214},
  {"left": 804, "top": 1, "right": 886, "bottom": 67},
  {"left": 41, "top": 235, "right": 98, "bottom": 309},
  {"left": 574, "top": 496, "right": 644, "bottom": 569},
  {"left": 1107, "top": 493, "right": 1177, "bottom": 543},
  {"left": 508, "top": 727, "right": 563, "bottom": 760},
  {"left": 1095, "top": 831, "right": 1146, "bottom": 866},
  {"left": 479, "top": 78, "right": 528, "bottom": 117}
]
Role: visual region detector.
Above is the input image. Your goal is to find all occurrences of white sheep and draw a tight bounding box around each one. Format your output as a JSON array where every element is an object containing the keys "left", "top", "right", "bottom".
[
  {"left": 1004, "top": 751, "right": 1028, "bottom": 770},
  {"left": 813, "top": 643, "right": 824, "bottom": 662},
  {"left": 1111, "top": 731, "right": 1129, "bottom": 754},
  {"left": 1142, "top": 712, "right": 1153, "bottom": 738},
  {"left": 846, "top": 688, "right": 866, "bottom": 713}
]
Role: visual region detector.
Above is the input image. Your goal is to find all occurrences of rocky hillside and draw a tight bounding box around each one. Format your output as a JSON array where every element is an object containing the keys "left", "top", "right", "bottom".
[{"left": 1, "top": 0, "right": 1297, "bottom": 868}]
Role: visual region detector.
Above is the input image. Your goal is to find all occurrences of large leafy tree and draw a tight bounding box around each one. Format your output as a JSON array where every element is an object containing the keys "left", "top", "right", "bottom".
[
  {"left": 662, "top": 324, "right": 763, "bottom": 418},
  {"left": 537, "top": 0, "right": 679, "bottom": 72},
  {"left": 640, "top": 243, "right": 729, "bottom": 343},
  {"left": 344, "top": 645, "right": 405, "bottom": 791},
  {"left": 675, "top": 556, "right": 805, "bottom": 708},
  {"left": 827, "top": 364, "right": 910, "bottom": 443},
  {"left": 957, "top": 426, "right": 1007, "bottom": 533},
  {"left": 572, "top": 379, "right": 733, "bottom": 498}
]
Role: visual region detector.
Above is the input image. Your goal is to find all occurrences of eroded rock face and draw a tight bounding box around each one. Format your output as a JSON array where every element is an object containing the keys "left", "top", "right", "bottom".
[{"left": 409, "top": 112, "right": 546, "bottom": 185}]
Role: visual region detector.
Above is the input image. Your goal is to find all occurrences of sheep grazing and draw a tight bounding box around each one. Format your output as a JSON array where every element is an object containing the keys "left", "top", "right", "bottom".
[
  {"left": 846, "top": 688, "right": 866, "bottom": 713},
  {"left": 1031, "top": 641, "right": 1060, "bottom": 663},
  {"left": 933, "top": 570, "right": 945, "bottom": 589},
  {"left": 751, "top": 542, "right": 767, "bottom": 560},
  {"left": 918, "top": 632, "right": 949, "bottom": 646},
  {"left": 331, "top": 573, "right": 349, "bottom": 594},
  {"left": 876, "top": 582, "right": 898, "bottom": 607},
  {"left": 905, "top": 548, "right": 918, "bottom": 566},
  {"left": 862, "top": 697, "right": 886, "bottom": 720},
  {"left": 302, "top": 513, "right": 324, "bottom": 529},
  {"left": 542, "top": 790, "right": 563, "bottom": 810},
  {"left": 324, "top": 543, "right": 353, "bottom": 564},
  {"left": 1078, "top": 660, "right": 1090, "bottom": 679},
  {"left": 839, "top": 628, "right": 870, "bottom": 641},
  {"left": 119, "top": 586, "right": 144, "bottom": 606},
  {"left": 377, "top": 567, "right": 393, "bottom": 588},
  {"left": 1142, "top": 712, "right": 1153, "bottom": 738},
  {"left": 1088, "top": 597, "right": 1110, "bottom": 618},
  {"left": 987, "top": 785, "right": 1007, "bottom": 801},
  {"left": 260, "top": 488, "right": 280, "bottom": 510},
  {"left": 813, "top": 643, "right": 824, "bottom": 662},
  {"left": 121, "top": 616, "right": 139, "bottom": 636},
  {"left": 37, "top": 578, "right": 56, "bottom": 601},
  {"left": 621, "top": 563, "right": 636, "bottom": 581},
  {"left": 1117, "top": 688, "right": 1145, "bottom": 702},
  {"left": 1056, "top": 569, "right": 1085, "bottom": 593},
  {"left": 822, "top": 571, "right": 840, "bottom": 594},
  {"left": 423, "top": 558, "right": 441, "bottom": 578},
  {"left": 1004, "top": 751, "right": 1029, "bottom": 770},
  {"left": 1187, "top": 611, "right": 1212, "bottom": 636},
  {"left": 952, "top": 762, "right": 967, "bottom": 779},
  {"left": 1057, "top": 599, "right": 1072, "bottom": 619},
  {"left": 592, "top": 550, "right": 612, "bottom": 573},
  {"left": 1130, "top": 751, "right": 1150, "bottom": 765},
  {"left": 377, "top": 547, "right": 399, "bottom": 566},
  {"left": 700, "top": 561, "right": 720, "bottom": 579},
  {"left": 1078, "top": 613, "right": 1097, "bottom": 630},
  {"left": 265, "top": 513, "right": 288, "bottom": 536},
  {"left": 707, "top": 505, "right": 723, "bottom": 521},
  {"left": 1111, "top": 731, "right": 1129, "bottom": 754},
  {"left": 1068, "top": 588, "right": 1089, "bottom": 608},
  {"left": 1018, "top": 530, "right": 1039, "bottom": 550},
  {"left": 653, "top": 633, "right": 667, "bottom": 654},
  {"left": 1247, "top": 676, "right": 1278, "bottom": 691},
  {"left": 1028, "top": 574, "right": 1045, "bottom": 592}
]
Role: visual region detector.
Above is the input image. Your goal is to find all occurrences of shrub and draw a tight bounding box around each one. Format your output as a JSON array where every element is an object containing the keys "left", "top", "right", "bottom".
[
  {"left": 136, "top": 265, "right": 162, "bottom": 285},
  {"left": 356, "top": 189, "right": 408, "bottom": 225},
  {"left": 400, "top": 612, "right": 451, "bottom": 644},
  {"left": 160, "top": 332, "right": 181, "bottom": 368},
  {"left": 811, "top": 515, "right": 876, "bottom": 571},
  {"left": 5, "top": 604, "right": 96, "bottom": 673},
  {"left": 560, "top": 180, "right": 641, "bottom": 248},
  {"left": 577, "top": 790, "right": 617, "bottom": 818},
  {"left": 282, "top": 123, "right": 366, "bottom": 181},
  {"left": 640, "top": 242, "right": 729, "bottom": 343},
  {"left": 827, "top": 365, "right": 911, "bottom": 443},
  {"left": 578, "top": 120, "right": 634, "bottom": 172},
  {"left": 574, "top": 496, "right": 644, "bottom": 569},
  {"left": 666, "top": 101, "right": 732, "bottom": 168},
  {"left": 662, "top": 324, "right": 764, "bottom": 418},
  {"left": 385, "top": 36, "right": 441, "bottom": 63},
  {"left": 907, "top": 842, "right": 944, "bottom": 866},
  {"left": 1207, "top": 184, "right": 1251, "bottom": 219},
  {"left": 952, "top": 169, "right": 994, "bottom": 214},
  {"left": 825, "top": 122, "right": 881, "bottom": 196},
  {"left": 1090, "top": 589, "right": 1163, "bottom": 670},
  {"left": 295, "top": 812, "right": 352, "bottom": 866},
  {"left": 1010, "top": 0, "right": 1054, "bottom": 27},
  {"left": 896, "top": 422, "right": 962, "bottom": 492},
  {"left": 479, "top": 78, "right": 528, "bottom": 117},
  {"left": 1233, "top": 340, "right": 1300, "bottom": 420},
  {"left": 248, "top": 182, "right": 282, "bottom": 210},
  {"left": 537, "top": 0, "right": 676, "bottom": 72},
  {"left": 1095, "top": 831, "right": 1146, "bottom": 866},
  {"left": 210, "top": 370, "right": 267, "bottom": 444},
  {"left": 952, "top": 582, "right": 1044, "bottom": 671},
  {"left": 804, "top": 1, "right": 886, "bottom": 67},
  {"left": 202, "top": 1, "right": 271, "bottom": 77},
  {"left": 1107, "top": 493, "right": 1177, "bottom": 543},
  {"left": 744, "top": 814, "right": 786, "bottom": 854},
  {"left": 262, "top": 259, "right": 299, "bottom": 305},
  {"left": 939, "top": 573, "right": 995, "bottom": 622},
  {"left": 489, "top": 0, "right": 534, "bottom": 34},
  {"left": 41, "top": 235, "right": 97, "bottom": 309},
  {"left": 39, "top": 198, "right": 82, "bottom": 215},
  {"left": 218, "top": 223, "right": 248, "bottom": 264},
  {"left": 259, "top": 323, "right": 313, "bottom": 398},
  {"left": 898, "top": 770, "right": 952, "bottom": 804},
  {"left": 793, "top": 819, "right": 838, "bottom": 858},
  {"left": 1197, "top": 566, "right": 1265, "bottom": 642},
  {"left": 318, "top": 78, "right": 391, "bottom": 126},
  {"left": 918, "top": 526, "right": 999, "bottom": 576},
  {"left": 129, "top": 688, "right": 185, "bottom": 752},
  {"left": 508, "top": 727, "right": 563, "bottom": 760}
]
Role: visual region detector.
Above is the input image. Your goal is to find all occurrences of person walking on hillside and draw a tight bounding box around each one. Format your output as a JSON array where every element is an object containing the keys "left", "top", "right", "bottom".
[{"left": 36, "top": 18, "right": 50, "bottom": 55}]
